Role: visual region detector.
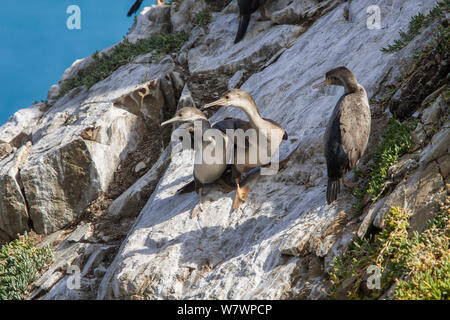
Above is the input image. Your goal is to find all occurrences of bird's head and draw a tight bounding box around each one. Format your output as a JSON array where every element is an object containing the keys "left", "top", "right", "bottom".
[
  {"left": 161, "top": 107, "right": 207, "bottom": 126},
  {"left": 202, "top": 89, "right": 258, "bottom": 115},
  {"left": 312, "top": 66, "right": 358, "bottom": 91}
]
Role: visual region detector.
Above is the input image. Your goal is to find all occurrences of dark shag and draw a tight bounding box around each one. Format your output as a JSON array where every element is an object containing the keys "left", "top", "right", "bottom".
[{"left": 313, "top": 66, "right": 371, "bottom": 204}]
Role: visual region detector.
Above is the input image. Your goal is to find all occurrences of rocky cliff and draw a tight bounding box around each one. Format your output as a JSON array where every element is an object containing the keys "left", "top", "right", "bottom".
[{"left": 0, "top": 0, "right": 448, "bottom": 300}]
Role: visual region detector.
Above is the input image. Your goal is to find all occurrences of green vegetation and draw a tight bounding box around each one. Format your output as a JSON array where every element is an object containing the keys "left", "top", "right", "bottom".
[
  {"left": 193, "top": 10, "right": 212, "bottom": 27},
  {"left": 353, "top": 118, "right": 416, "bottom": 210},
  {"left": 58, "top": 32, "right": 189, "bottom": 98},
  {"left": 381, "top": 0, "right": 450, "bottom": 53},
  {"left": 395, "top": 209, "right": 450, "bottom": 299},
  {"left": 337, "top": 14, "right": 450, "bottom": 299},
  {"left": 329, "top": 206, "right": 449, "bottom": 300},
  {"left": 0, "top": 234, "right": 53, "bottom": 300},
  {"left": 394, "top": 24, "right": 449, "bottom": 87},
  {"left": 412, "top": 24, "right": 450, "bottom": 65}
]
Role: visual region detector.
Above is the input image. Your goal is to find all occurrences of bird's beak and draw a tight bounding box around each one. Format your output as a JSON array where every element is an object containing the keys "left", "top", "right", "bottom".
[
  {"left": 312, "top": 78, "right": 331, "bottom": 89},
  {"left": 161, "top": 116, "right": 182, "bottom": 127},
  {"left": 202, "top": 98, "right": 228, "bottom": 110}
]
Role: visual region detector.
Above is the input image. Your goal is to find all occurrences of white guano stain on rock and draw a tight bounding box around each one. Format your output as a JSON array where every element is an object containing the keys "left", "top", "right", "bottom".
[{"left": 97, "top": 0, "right": 439, "bottom": 300}]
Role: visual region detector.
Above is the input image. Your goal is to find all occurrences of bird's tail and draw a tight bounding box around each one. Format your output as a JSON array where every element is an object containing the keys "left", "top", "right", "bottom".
[
  {"left": 234, "top": 14, "right": 251, "bottom": 44},
  {"left": 326, "top": 179, "right": 340, "bottom": 205},
  {"left": 177, "top": 180, "right": 196, "bottom": 194},
  {"left": 127, "top": 0, "right": 143, "bottom": 17}
]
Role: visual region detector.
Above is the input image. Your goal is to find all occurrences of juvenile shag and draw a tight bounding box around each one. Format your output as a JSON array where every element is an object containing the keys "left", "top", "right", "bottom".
[
  {"left": 203, "top": 89, "right": 288, "bottom": 210},
  {"left": 162, "top": 107, "right": 248, "bottom": 217},
  {"left": 235, "top": 0, "right": 270, "bottom": 44},
  {"left": 313, "top": 66, "right": 371, "bottom": 204},
  {"left": 162, "top": 107, "right": 230, "bottom": 217},
  {"left": 127, "top": 0, "right": 165, "bottom": 17}
]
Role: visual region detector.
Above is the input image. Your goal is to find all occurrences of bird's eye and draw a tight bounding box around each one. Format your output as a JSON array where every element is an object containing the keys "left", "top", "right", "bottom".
[{"left": 225, "top": 95, "right": 229, "bottom": 100}]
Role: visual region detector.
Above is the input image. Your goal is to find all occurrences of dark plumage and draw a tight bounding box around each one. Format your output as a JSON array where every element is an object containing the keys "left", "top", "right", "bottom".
[
  {"left": 177, "top": 117, "right": 285, "bottom": 195},
  {"left": 127, "top": 0, "right": 143, "bottom": 16},
  {"left": 202, "top": 89, "right": 289, "bottom": 211},
  {"left": 313, "top": 67, "right": 371, "bottom": 204},
  {"left": 235, "top": 0, "right": 260, "bottom": 43}
]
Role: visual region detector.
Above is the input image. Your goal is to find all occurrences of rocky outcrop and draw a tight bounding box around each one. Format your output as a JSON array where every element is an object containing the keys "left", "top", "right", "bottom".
[
  {"left": 47, "top": 5, "right": 173, "bottom": 104},
  {"left": 0, "top": 143, "right": 13, "bottom": 161},
  {"left": 20, "top": 59, "right": 183, "bottom": 235},
  {"left": 270, "top": 0, "right": 340, "bottom": 25},
  {"left": 359, "top": 92, "right": 449, "bottom": 235},
  {"left": 0, "top": 104, "right": 44, "bottom": 148},
  {"left": 0, "top": 19, "right": 184, "bottom": 239},
  {"left": 0, "top": 0, "right": 446, "bottom": 300},
  {"left": 127, "top": 4, "right": 172, "bottom": 43},
  {"left": 170, "top": 0, "right": 208, "bottom": 34},
  {"left": 96, "top": 0, "right": 443, "bottom": 300},
  {"left": 0, "top": 142, "right": 32, "bottom": 243},
  {"left": 107, "top": 147, "right": 171, "bottom": 219},
  {"left": 186, "top": 1, "right": 303, "bottom": 75}
]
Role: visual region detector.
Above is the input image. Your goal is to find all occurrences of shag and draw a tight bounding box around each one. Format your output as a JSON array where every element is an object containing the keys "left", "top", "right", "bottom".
[
  {"left": 162, "top": 107, "right": 245, "bottom": 217},
  {"left": 313, "top": 66, "right": 371, "bottom": 204},
  {"left": 234, "top": 0, "right": 270, "bottom": 44},
  {"left": 203, "top": 89, "right": 288, "bottom": 210},
  {"left": 127, "top": 0, "right": 165, "bottom": 17}
]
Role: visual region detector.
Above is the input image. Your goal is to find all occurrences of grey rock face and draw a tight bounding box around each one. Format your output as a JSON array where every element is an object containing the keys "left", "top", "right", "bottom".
[
  {"left": 170, "top": 0, "right": 208, "bottom": 34},
  {"left": 0, "top": 49, "right": 180, "bottom": 236},
  {"left": 127, "top": 4, "right": 172, "bottom": 43},
  {"left": 107, "top": 148, "right": 171, "bottom": 219},
  {"left": 97, "top": 0, "right": 440, "bottom": 300},
  {"left": 0, "top": 0, "right": 443, "bottom": 300},
  {"left": 0, "top": 143, "right": 32, "bottom": 243},
  {"left": 0, "top": 104, "right": 43, "bottom": 148}
]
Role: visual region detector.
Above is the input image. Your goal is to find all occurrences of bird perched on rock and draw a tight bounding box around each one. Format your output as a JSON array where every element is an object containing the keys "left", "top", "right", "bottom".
[
  {"left": 127, "top": 0, "right": 166, "bottom": 17},
  {"left": 234, "top": 0, "right": 271, "bottom": 44},
  {"left": 203, "top": 89, "right": 288, "bottom": 210},
  {"left": 313, "top": 67, "right": 371, "bottom": 204},
  {"left": 162, "top": 107, "right": 254, "bottom": 217}
]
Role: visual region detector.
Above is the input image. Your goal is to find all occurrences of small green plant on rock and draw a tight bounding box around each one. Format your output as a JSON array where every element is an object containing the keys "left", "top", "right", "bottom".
[
  {"left": 0, "top": 234, "right": 53, "bottom": 300},
  {"left": 381, "top": 0, "right": 450, "bottom": 53},
  {"left": 353, "top": 118, "right": 416, "bottom": 210},
  {"left": 329, "top": 206, "right": 449, "bottom": 300},
  {"left": 395, "top": 209, "right": 450, "bottom": 300},
  {"left": 58, "top": 32, "right": 189, "bottom": 98},
  {"left": 330, "top": 207, "right": 413, "bottom": 299},
  {"left": 193, "top": 10, "right": 212, "bottom": 27}
]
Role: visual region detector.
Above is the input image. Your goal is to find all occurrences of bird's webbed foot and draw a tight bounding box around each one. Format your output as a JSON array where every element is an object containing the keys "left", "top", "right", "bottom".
[
  {"left": 191, "top": 187, "right": 206, "bottom": 218},
  {"left": 232, "top": 180, "right": 251, "bottom": 212},
  {"left": 191, "top": 203, "right": 202, "bottom": 219},
  {"left": 341, "top": 178, "right": 358, "bottom": 189}
]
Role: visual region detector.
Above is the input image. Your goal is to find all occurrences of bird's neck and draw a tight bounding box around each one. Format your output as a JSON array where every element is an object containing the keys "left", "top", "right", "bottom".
[
  {"left": 342, "top": 79, "right": 359, "bottom": 94},
  {"left": 193, "top": 119, "right": 211, "bottom": 136},
  {"left": 238, "top": 99, "right": 265, "bottom": 130},
  {"left": 193, "top": 119, "right": 213, "bottom": 150}
]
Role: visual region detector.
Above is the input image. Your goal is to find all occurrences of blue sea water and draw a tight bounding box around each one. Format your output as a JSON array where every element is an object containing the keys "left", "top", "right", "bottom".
[{"left": 0, "top": 0, "right": 156, "bottom": 126}]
